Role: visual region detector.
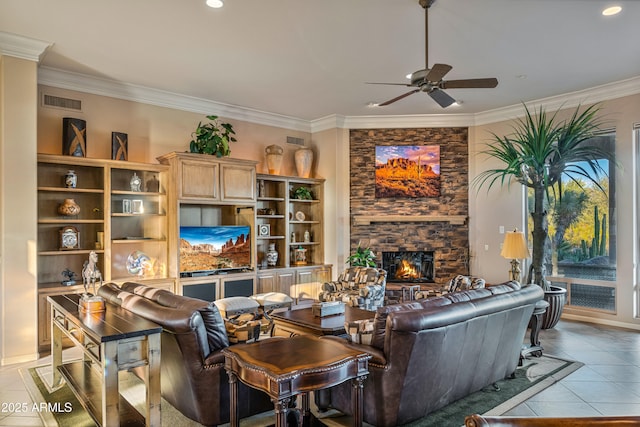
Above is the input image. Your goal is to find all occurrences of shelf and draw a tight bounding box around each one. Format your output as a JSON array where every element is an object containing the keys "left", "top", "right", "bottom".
[
  {"left": 112, "top": 238, "right": 165, "bottom": 244},
  {"left": 257, "top": 214, "right": 285, "bottom": 219},
  {"left": 257, "top": 197, "right": 285, "bottom": 202},
  {"left": 353, "top": 215, "right": 467, "bottom": 226},
  {"left": 112, "top": 190, "right": 165, "bottom": 196},
  {"left": 58, "top": 361, "right": 146, "bottom": 426},
  {"left": 38, "top": 186, "right": 104, "bottom": 194},
  {"left": 111, "top": 213, "right": 166, "bottom": 217},
  {"left": 39, "top": 249, "right": 105, "bottom": 256},
  {"left": 290, "top": 220, "right": 320, "bottom": 225},
  {"left": 289, "top": 242, "right": 320, "bottom": 246},
  {"left": 290, "top": 199, "right": 320, "bottom": 203},
  {"left": 39, "top": 219, "right": 104, "bottom": 224},
  {"left": 258, "top": 235, "right": 285, "bottom": 240}
]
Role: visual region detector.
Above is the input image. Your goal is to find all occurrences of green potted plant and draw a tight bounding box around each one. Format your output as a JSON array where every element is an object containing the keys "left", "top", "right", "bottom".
[
  {"left": 475, "top": 103, "right": 616, "bottom": 328},
  {"left": 292, "top": 186, "right": 313, "bottom": 200},
  {"left": 189, "top": 115, "right": 237, "bottom": 157},
  {"left": 346, "top": 245, "right": 377, "bottom": 267}
]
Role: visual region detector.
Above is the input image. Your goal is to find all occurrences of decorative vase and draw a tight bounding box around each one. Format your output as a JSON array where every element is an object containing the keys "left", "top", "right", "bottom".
[
  {"left": 294, "top": 147, "right": 314, "bottom": 178},
  {"left": 541, "top": 285, "right": 567, "bottom": 329},
  {"left": 265, "top": 145, "right": 284, "bottom": 174},
  {"left": 266, "top": 243, "right": 279, "bottom": 267},
  {"left": 64, "top": 170, "right": 77, "bottom": 188},
  {"left": 58, "top": 198, "right": 81, "bottom": 216}
]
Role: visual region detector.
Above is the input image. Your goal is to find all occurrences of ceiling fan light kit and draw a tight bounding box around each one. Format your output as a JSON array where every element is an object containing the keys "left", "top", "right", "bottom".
[{"left": 369, "top": 0, "right": 499, "bottom": 108}]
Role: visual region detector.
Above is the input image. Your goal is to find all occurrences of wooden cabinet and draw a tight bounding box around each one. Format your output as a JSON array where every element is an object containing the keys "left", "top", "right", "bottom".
[
  {"left": 158, "top": 152, "right": 256, "bottom": 204},
  {"left": 37, "top": 154, "right": 172, "bottom": 352}
]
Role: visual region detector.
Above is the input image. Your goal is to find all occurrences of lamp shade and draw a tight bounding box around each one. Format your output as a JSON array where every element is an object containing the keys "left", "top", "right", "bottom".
[{"left": 500, "top": 230, "right": 530, "bottom": 259}]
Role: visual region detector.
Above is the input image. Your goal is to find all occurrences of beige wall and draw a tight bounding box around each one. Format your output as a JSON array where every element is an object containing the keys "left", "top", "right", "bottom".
[
  {"left": 470, "top": 94, "right": 640, "bottom": 327},
  {"left": 0, "top": 55, "right": 39, "bottom": 365},
  {"left": 38, "top": 86, "right": 312, "bottom": 174}
]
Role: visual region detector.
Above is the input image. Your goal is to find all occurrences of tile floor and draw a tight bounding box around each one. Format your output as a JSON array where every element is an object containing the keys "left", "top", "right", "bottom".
[{"left": 0, "top": 319, "right": 639, "bottom": 426}]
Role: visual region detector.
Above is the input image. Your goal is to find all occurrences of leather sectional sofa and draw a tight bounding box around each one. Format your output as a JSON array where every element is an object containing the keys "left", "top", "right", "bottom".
[
  {"left": 322, "top": 281, "right": 544, "bottom": 427},
  {"left": 97, "top": 282, "right": 272, "bottom": 426}
]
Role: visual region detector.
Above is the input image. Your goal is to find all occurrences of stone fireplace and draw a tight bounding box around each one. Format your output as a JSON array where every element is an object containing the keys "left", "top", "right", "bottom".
[
  {"left": 382, "top": 251, "right": 435, "bottom": 283},
  {"left": 349, "top": 127, "right": 469, "bottom": 286}
]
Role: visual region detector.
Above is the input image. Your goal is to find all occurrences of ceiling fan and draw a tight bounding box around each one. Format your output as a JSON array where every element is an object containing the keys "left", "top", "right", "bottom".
[{"left": 368, "top": 0, "right": 498, "bottom": 108}]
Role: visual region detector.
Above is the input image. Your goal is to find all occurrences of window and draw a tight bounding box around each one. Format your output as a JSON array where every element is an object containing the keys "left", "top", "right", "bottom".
[{"left": 528, "top": 132, "right": 617, "bottom": 312}]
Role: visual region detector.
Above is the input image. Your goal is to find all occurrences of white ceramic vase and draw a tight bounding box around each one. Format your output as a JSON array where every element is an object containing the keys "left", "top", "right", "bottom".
[
  {"left": 294, "top": 147, "right": 313, "bottom": 178},
  {"left": 265, "top": 144, "right": 284, "bottom": 174}
]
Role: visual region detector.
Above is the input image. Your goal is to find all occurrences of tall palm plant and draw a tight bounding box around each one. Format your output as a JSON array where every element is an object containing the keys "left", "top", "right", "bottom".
[{"left": 475, "top": 103, "right": 614, "bottom": 291}]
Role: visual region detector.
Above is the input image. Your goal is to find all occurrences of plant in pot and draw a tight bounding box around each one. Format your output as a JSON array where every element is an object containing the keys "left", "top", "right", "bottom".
[
  {"left": 292, "top": 186, "right": 313, "bottom": 200},
  {"left": 475, "top": 103, "right": 616, "bottom": 328},
  {"left": 189, "top": 115, "right": 237, "bottom": 157},
  {"left": 346, "top": 245, "right": 377, "bottom": 268}
]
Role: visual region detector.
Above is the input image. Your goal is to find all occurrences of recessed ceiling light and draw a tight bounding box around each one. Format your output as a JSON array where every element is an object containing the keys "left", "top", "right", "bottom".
[
  {"left": 367, "top": 102, "right": 380, "bottom": 108},
  {"left": 206, "top": 0, "right": 224, "bottom": 8},
  {"left": 602, "top": 6, "right": 621, "bottom": 16},
  {"left": 405, "top": 73, "right": 412, "bottom": 80}
]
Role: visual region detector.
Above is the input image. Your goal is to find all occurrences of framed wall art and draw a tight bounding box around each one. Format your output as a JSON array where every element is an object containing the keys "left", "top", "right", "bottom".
[{"left": 375, "top": 145, "right": 441, "bottom": 198}]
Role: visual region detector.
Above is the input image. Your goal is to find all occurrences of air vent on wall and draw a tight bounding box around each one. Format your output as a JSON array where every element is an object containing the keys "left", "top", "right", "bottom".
[
  {"left": 286, "top": 136, "right": 304, "bottom": 146},
  {"left": 42, "top": 94, "right": 82, "bottom": 111}
]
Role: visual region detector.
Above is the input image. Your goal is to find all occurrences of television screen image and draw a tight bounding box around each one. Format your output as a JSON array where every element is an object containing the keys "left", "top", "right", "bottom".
[{"left": 179, "top": 226, "right": 251, "bottom": 274}]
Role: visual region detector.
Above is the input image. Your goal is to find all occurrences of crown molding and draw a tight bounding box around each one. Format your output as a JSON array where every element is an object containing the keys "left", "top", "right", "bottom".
[
  {"left": 38, "top": 66, "right": 640, "bottom": 133},
  {"left": 0, "top": 32, "right": 51, "bottom": 62},
  {"left": 38, "top": 67, "right": 312, "bottom": 132},
  {"left": 475, "top": 75, "right": 640, "bottom": 126}
]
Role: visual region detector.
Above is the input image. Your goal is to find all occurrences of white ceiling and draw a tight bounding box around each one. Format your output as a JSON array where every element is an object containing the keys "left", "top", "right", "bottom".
[{"left": 1, "top": 0, "right": 639, "bottom": 122}]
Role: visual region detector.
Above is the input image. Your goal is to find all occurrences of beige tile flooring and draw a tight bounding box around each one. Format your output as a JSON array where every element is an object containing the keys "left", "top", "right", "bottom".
[{"left": 0, "top": 319, "right": 639, "bottom": 426}]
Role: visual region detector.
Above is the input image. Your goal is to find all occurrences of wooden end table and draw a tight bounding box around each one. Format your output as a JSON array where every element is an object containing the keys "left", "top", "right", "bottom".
[
  {"left": 222, "top": 335, "right": 370, "bottom": 427},
  {"left": 48, "top": 294, "right": 162, "bottom": 427},
  {"left": 271, "top": 305, "right": 375, "bottom": 338}
]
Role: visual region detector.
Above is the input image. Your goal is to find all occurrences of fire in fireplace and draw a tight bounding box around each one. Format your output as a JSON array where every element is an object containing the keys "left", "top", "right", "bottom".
[{"left": 382, "top": 251, "right": 435, "bottom": 283}]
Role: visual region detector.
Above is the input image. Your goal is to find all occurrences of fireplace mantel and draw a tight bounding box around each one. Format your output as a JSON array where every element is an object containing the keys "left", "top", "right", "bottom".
[{"left": 353, "top": 215, "right": 467, "bottom": 226}]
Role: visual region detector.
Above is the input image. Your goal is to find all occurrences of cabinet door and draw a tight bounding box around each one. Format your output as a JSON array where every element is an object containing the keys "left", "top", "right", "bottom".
[
  {"left": 257, "top": 273, "right": 276, "bottom": 293},
  {"left": 277, "top": 270, "right": 295, "bottom": 295},
  {"left": 220, "top": 163, "right": 256, "bottom": 202},
  {"left": 180, "top": 160, "right": 219, "bottom": 200}
]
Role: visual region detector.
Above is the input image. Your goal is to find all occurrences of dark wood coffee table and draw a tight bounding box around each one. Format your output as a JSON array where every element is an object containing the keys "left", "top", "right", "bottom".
[
  {"left": 271, "top": 304, "right": 375, "bottom": 337},
  {"left": 222, "top": 334, "right": 371, "bottom": 427}
]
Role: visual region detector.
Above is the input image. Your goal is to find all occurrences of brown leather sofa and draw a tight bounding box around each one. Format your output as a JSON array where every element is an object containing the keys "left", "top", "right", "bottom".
[
  {"left": 322, "top": 281, "right": 544, "bottom": 427},
  {"left": 465, "top": 414, "right": 640, "bottom": 426},
  {"left": 98, "top": 282, "right": 272, "bottom": 426}
]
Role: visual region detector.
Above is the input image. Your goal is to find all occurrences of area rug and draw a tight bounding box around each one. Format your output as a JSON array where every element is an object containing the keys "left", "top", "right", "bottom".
[{"left": 21, "top": 354, "right": 582, "bottom": 427}]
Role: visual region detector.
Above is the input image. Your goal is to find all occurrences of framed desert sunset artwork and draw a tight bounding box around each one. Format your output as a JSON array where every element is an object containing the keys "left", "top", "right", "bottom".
[{"left": 375, "top": 145, "right": 441, "bottom": 198}]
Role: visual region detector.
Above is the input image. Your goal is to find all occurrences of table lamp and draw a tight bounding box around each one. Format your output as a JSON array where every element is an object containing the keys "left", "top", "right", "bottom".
[{"left": 500, "top": 229, "right": 530, "bottom": 282}]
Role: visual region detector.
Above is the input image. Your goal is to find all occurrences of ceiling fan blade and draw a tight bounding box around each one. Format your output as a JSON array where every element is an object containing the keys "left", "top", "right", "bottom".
[
  {"left": 366, "top": 82, "right": 413, "bottom": 86},
  {"left": 426, "top": 63, "right": 452, "bottom": 82},
  {"left": 378, "top": 89, "right": 420, "bottom": 106},
  {"left": 428, "top": 88, "right": 456, "bottom": 108},
  {"left": 442, "top": 78, "right": 498, "bottom": 89}
]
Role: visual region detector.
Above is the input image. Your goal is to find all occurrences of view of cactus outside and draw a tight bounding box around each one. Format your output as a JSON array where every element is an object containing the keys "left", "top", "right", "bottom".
[{"left": 527, "top": 133, "right": 616, "bottom": 309}]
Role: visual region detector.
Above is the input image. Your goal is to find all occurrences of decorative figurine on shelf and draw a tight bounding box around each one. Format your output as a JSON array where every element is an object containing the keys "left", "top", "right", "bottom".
[
  {"left": 293, "top": 246, "right": 307, "bottom": 265},
  {"left": 61, "top": 268, "right": 77, "bottom": 286},
  {"left": 80, "top": 251, "right": 105, "bottom": 312},
  {"left": 130, "top": 172, "right": 142, "bottom": 192},
  {"left": 304, "top": 230, "right": 311, "bottom": 242},
  {"left": 64, "top": 170, "right": 77, "bottom": 188}
]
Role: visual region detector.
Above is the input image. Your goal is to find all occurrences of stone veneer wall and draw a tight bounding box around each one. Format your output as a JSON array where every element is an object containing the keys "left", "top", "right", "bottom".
[{"left": 350, "top": 127, "right": 469, "bottom": 286}]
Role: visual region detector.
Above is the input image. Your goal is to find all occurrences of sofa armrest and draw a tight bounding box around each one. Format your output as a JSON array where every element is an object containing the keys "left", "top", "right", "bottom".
[
  {"left": 320, "top": 336, "right": 387, "bottom": 366},
  {"left": 203, "top": 349, "right": 226, "bottom": 366}
]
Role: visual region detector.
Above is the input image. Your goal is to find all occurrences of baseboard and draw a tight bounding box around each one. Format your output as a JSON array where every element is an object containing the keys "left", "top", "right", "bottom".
[{"left": 561, "top": 313, "right": 640, "bottom": 331}]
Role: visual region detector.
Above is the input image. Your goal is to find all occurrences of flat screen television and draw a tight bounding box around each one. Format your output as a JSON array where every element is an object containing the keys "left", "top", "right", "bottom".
[{"left": 179, "top": 225, "right": 251, "bottom": 276}]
